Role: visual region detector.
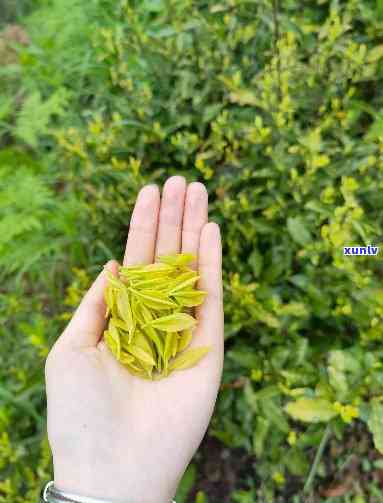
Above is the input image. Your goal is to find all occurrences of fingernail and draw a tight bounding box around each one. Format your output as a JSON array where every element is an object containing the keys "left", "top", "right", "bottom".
[{"left": 138, "top": 184, "right": 159, "bottom": 207}]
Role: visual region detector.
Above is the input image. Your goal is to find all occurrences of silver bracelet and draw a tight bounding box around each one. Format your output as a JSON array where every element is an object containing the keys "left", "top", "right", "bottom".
[{"left": 42, "top": 481, "right": 176, "bottom": 503}]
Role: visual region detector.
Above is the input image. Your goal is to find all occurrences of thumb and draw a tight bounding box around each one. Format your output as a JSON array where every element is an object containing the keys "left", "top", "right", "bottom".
[{"left": 59, "top": 260, "right": 119, "bottom": 348}]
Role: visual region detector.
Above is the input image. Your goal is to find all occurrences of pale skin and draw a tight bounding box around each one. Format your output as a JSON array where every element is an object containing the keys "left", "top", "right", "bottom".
[{"left": 45, "top": 176, "right": 224, "bottom": 503}]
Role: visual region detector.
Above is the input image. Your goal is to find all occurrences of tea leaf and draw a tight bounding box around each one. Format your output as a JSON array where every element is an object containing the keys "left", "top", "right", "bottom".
[
  {"left": 104, "top": 285, "right": 114, "bottom": 318},
  {"left": 147, "top": 312, "right": 197, "bottom": 332},
  {"left": 124, "top": 361, "right": 151, "bottom": 379},
  {"left": 120, "top": 262, "right": 173, "bottom": 278},
  {"left": 172, "top": 333, "right": 178, "bottom": 357},
  {"left": 106, "top": 253, "right": 208, "bottom": 379},
  {"left": 169, "top": 346, "right": 211, "bottom": 371},
  {"left": 135, "top": 329, "right": 156, "bottom": 357},
  {"left": 164, "top": 332, "right": 176, "bottom": 364},
  {"left": 173, "top": 290, "right": 207, "bottom": 307},
  {"left": 165, "top": 270, "right": 197, "bottom": 291},
  {"left": 125, "top": 343, "right": 156, "bottom": 366},
  {"left": 143, "top": 325, "right": 164, "bottom": 358},
  {"left": 169, "top": 274, "right": 200, "bottom": 294},
  {"left": 131, "top": 296, "right": 144, "bottom": 327},
  {"left": 116, "top": 289, "right": 134, "bottom": 333},
  {"left": 112, "top": 318, "right": 129, "bottom": 331},
  {"left": 131, "top": 276, "right": 172, "bottom": 290},
  {"left": 159, "top": 253, "right": 196, "bottom": 267},
  {"left": 177, "top": 329, "right": 193, "bottom": 352},
  {"left": 104, "top": 324, "right": 121, "bottom": 360},
  {"left": 131, "top": 289, "right": 177, "bottom": 309},
  {"left": 105, "top": 270, "right": 126, "bottom": 289},
  {"left": 119, "top": 351, "right": 135, "bottom": 365}
]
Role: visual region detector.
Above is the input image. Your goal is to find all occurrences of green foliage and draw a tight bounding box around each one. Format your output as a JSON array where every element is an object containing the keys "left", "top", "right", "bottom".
[
  {"left": 175, "top": 463, "right": 197, "bottom": 503},
  {"left": 15, "top": 88, "right": 70, "bottom": 147},
  {"left": 2, "top": 0, "right": 383, "bottom": 500}
]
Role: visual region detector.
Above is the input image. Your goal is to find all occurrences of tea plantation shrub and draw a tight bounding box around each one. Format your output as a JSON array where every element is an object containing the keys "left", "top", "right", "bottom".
[{"left": 1, "top": 0, "right": 383, "bottom": 500}]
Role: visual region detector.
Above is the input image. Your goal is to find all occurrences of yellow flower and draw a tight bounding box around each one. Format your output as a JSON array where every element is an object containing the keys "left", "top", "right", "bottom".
[
  {"left": 88, "top": 121, "right": 102, "bottom": 135},
  {"left": 312, "top": 154, "right": 330, "bottom": 168},
  {"left": 251, "top": 369, "right": 263, "bottom": 382},
  {"left": 321, "top": 224, "right": 329, "bottom": 239},
  {"left": 195, "top": 158, "right": 205, "bottom": 171},
  {"left": 321, "top": 186, "right": 335, "bottom": 204},
  {"left": 272, "top": 472, "right": 285, "bottom": 485},
  {"left": 341, "top": 303, "right": 352, "bottom": 315},
  {"left": 287, "top": 431, "right": 297, "bottom": 446},
  {"left": 129, "top": 157, "right": 141, "bottom": 176},
  {"left": 341, "top": 176, "right": 359, "bottom": 193},
  {"left": 112, "top": 112, "right": 122, "bottom": 124},
  {"left": 111, "top": 157, "right": 128, "bottom": 170},
  {"left": 331, "top": 98, "right": 341, "bottom": 110},
  {"left": 352, "top": 207, "right": 364, "bottom": 219},
  {"left": 333, "top": 402, "right": 359, "bottom": 423}
]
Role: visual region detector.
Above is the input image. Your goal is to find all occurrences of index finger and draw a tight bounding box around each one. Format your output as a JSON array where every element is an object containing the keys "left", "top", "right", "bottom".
[{"left": 123, "top": 184, "right": 160, "bottom": 266}]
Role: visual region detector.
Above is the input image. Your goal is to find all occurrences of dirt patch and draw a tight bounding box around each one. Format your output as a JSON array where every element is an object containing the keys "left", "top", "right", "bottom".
[{"left": 187, "top": 435, "right": 256, "bottom": 503}]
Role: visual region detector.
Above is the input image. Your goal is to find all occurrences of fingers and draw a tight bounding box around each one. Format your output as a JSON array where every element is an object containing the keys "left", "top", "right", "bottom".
[
  {"left": 181, "top": 182, "right": 208, "bottom": 270},
  {"left": 123, "top": 185, "right": 160, "bottom": 266},
  {"left": 195, "top": 223, "right": 224, "bottom": 348},
  {"left": 155, "top": 176, "right": 187, "bottom": 258},
  {"left": 59, "top": 260, "right": 119, "bottom": 348}
]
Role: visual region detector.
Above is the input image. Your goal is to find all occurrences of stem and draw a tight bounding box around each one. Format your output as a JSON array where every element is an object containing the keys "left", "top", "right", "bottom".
[
  {"left": 303, "top": 423, "right": 332, "bottom": 494},
  {"left": 271, "top": 0, "right": 282, "bottom": 101}
]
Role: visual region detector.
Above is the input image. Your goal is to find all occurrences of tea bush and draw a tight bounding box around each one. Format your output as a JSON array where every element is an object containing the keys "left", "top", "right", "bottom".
[{"left": 2, "top": 0, "right": 383, "bottom": 500}]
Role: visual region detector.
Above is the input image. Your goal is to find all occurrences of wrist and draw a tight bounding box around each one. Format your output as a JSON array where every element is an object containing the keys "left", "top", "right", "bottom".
[{"left": 53, "top": 457, "right": 178, "bottom": 503}]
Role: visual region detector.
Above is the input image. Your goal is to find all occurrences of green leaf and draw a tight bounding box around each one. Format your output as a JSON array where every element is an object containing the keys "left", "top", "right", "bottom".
[
  {"left": 227, "top": 348, "right": 260, "bottom": 369},
  {"left": 175, "top": 464, "right": 197, "bottom": 503},
  {"left": 367, "top": 44, "right": 383, "bottom": 63},
  {"left": 260, "top": 398, "right": 290, "bottom": 432},
  {"left": 277, "top": 302, "right": 309, "bottom": 317},
  {"left": 283, "top": 448, "right": 309, "bottom": 476},
  {"left": 142, "top": 0, "right": 165, "bottom": 13},
  {"left": 253, "top": 416, "right": 270, "bottom": 457},
  {"left": 0, "top": 96, "right": 13, "bottom": 121},
  {"left": 285, "top": 398, "right": 337, "bottom": 423},
  {"left": 287, "top": 217, "right": 312, "bottom": 246},
  {"left": 15, "top": 88, "right": 69, "bottom": 148},
  {"left": 367, "top": 400, "right": 383, "bottom": 454},
  {"left": 249, "top": 249, "right": 263, "bottom": 278}
]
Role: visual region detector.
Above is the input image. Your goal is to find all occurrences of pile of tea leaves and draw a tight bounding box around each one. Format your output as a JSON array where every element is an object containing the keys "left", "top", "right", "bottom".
[{"left": 102, "top": 253, "right": 210, "bottom": 379}]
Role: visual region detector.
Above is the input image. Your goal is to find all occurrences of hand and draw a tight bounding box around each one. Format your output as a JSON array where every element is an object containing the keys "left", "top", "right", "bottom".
[{"left": 45, "top": 176, "right": 224, "bottom": 503}]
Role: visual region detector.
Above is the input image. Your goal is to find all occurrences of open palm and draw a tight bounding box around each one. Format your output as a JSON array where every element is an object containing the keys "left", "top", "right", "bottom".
[{"left": 45, "top": 176, "right": 224, "bottom": 503}]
